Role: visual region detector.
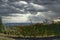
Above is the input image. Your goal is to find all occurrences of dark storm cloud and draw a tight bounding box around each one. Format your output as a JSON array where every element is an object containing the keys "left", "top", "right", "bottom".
[
  {"left": 0, "top": 3, "right": 18, "bottom": 14},
  {"left": 0, "top": 0, "right": 60, "bottom": 23},
  {"left": 45, "top": 4, "right": 60, "bottom": 17},
  {"left": 0, "top": 0, "right": 49, "bottom": 16}
]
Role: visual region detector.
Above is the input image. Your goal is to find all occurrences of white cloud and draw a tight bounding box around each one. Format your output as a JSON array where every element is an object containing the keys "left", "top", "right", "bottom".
[
  {"left": 19, "top": 1, "right": 28, "bottom": 4},
  {"left": 2, "top": 16, "right": 28, "bottom": 23},
  {"left": 2, "top": 12, "right": 47, "bottom": 23},
  {"left": 30, "top": 3, "right": 46, "bottom": 10},
  {"left": 12, "top": 1, "right": 28, "bottom": 6},
  {"left": 1, "top": 14, "right": 29, "bottom": 23},
  {"left": 2, "top": 9, "right": 56, "bottom": 23},
  {"left": 0, "top": 0, "right": 59, "bottom": 24}
]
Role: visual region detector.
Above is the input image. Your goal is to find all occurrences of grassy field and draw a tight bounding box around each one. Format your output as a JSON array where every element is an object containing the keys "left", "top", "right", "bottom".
[
  {"left": 0, "top": 22, "right": 60, "bottom": 38},
  {"left": 0, "top": 36, "right": 14, "bottom": 40}
]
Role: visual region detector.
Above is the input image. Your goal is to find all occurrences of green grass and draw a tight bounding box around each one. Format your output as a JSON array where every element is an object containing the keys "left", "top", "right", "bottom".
[
  {"left": 12, "top": 22, "right": 60, "bottom": 37},
  {"left": 0, "top": 22, "right": 60, "bottom": 37},
  {"left": 0, "top": 37, "right": 14, "bottom": 40}
]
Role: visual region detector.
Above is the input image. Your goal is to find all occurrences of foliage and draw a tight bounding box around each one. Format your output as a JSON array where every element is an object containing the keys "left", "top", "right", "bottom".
[
  {"left": 0, "top": 37, "right": 14, "bottom": 40},
  {"left": 0, "top": 22, "right": 60, "bottom": 37},
  {"left": 12, "top": 22, "right": 60, "bottom": 37},
  {"left": 0, "top": 18, "right": 4, "bottom": 33}
]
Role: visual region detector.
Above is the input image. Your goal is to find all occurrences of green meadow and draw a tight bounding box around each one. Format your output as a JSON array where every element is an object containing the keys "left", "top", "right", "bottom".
[{"left": 0, "top": 21, "right": 60, "bottom": 37}]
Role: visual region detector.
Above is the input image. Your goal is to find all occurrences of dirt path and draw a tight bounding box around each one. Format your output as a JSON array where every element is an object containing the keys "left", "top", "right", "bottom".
[{"left": 14, "top": 36, "right": 60, "bottom": 40}]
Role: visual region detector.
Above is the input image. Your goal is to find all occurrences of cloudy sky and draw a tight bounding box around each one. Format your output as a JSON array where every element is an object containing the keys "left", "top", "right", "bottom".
[{"left": 0, "top": 0, "right": 60, "bottom": 23}]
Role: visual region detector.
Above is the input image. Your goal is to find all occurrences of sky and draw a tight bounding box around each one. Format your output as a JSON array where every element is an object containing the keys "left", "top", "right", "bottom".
[{"left": 0, "top": 0, "right": 60, "bottom": 23}]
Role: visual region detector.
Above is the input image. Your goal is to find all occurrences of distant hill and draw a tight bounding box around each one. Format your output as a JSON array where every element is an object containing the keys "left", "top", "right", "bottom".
[{"left": 3, "top": 23, "right": 31, "bottom": 26}]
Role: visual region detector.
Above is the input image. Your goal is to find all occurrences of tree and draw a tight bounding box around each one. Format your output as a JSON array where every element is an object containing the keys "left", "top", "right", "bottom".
[
  {"left": 0, "top": 16, "right": 3, "bottom": 32},
  {"left": 0, "top": 17, "right": 2, "bottom": 26}
]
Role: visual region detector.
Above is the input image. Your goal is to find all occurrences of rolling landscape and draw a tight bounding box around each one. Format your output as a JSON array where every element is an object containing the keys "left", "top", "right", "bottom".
[{"left": 0, "top": 0, "right": 60, "bottom": 40}]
